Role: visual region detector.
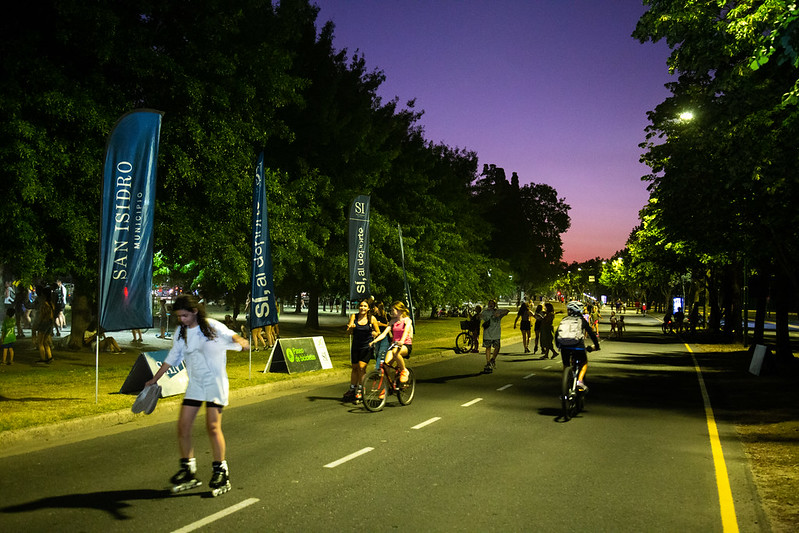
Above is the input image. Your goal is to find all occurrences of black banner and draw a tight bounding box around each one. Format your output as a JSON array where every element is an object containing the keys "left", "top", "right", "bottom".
[{"left": 348, "top": 195, "right": 370, "bottom": 300}]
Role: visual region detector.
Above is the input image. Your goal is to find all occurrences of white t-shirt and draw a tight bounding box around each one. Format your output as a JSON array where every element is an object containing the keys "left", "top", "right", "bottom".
[{"left": 165, "top": 318, "right": 241, "bottom": 406}]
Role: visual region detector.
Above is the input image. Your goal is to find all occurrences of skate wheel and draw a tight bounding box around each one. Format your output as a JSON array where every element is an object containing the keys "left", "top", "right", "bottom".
[
  {"left": 170, "top": 480, "right": 202, "bottom": 494},
  {"left": 211, "top": 483, "right": 231, "bottom": 497}
]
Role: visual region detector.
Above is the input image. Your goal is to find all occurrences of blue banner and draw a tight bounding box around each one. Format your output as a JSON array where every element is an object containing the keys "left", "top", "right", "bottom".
[
  {"left": 99, "top": 110, "right": 162, "bottom": 332},
  {"left": 250, "top": 152, "right": 278, "bottom": 329},
  {"left": 348, "top": 195, "right": 370, "bottom": 300}
]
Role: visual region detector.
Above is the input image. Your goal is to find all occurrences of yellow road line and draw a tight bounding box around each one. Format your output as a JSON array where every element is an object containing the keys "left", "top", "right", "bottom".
[{"left": 685, "top": 343, "right": 739, "bottom": 532}]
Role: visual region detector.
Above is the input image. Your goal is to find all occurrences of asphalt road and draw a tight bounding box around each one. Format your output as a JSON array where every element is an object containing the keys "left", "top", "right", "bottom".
[{"left": 0, "top": 313, "right": 770, "bottom": 532}]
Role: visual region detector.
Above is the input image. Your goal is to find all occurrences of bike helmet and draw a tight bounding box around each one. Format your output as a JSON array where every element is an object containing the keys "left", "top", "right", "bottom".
[{"left": 567, "top": 300, "right": 584, "bottom": 316}]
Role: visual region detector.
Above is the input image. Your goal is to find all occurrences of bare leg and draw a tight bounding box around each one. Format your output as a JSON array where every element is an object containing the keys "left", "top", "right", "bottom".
[
  {"left": 205, "top": 406, "right": 225, "bottom": 462},
  {"left": 177, "top": 404, "right": 201, "bottom": 459},
  {"left": 356, "top": 360, "right": 368, "bottom": 384}
]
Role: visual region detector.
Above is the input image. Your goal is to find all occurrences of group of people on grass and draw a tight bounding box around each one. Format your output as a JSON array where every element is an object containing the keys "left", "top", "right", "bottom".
[{"left": 2, "top": 279, "right": 69, "bottom": 364}]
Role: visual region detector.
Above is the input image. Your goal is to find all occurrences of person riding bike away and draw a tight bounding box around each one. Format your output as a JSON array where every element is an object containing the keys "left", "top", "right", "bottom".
[
  {"left": 370, "top": 301, "right": 413, "bottom": 382},
  {"left": 555, "top": 300, "right": 600, "bottom": 391}
]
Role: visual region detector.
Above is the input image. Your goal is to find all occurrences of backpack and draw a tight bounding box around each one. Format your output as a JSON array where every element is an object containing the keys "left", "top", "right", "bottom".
[{"left": 556, "top": 315, "right": 583, "bottom": 346}]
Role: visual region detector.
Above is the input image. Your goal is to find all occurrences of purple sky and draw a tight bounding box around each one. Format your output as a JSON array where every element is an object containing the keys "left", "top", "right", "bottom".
[{"left": 313, "top": 1, "right": 673, "bottom": 263}]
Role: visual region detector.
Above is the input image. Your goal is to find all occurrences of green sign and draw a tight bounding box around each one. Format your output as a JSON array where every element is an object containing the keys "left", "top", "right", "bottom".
[{"left": 264, "top": 337, "right": 332, "bottom": 374}]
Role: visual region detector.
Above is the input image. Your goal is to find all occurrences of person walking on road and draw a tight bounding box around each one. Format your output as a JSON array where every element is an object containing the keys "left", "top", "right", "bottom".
[
  {"left": 481, "top": 299, "right": 509, "bottom": 373},
  {"left": 540, "top": 302, "right": 561, "bottom": 359},
  {"left": 145, "top": 294, "right": 249, "bottom": 497},
  {"left": 532, "top": 304, "right": 544, "bottom": 354},
  {"left": 513, "top": 301, "right": 533, "bottom": 353}
]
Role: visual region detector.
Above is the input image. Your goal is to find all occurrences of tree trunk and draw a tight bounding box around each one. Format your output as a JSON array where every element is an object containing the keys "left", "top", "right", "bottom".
[
  {"left": 67, "top": 290, "right": 93, "bottom": 350},
  {"left": 751, "top": 267, "right": 769, "bottom": 347},
  {"left": 294, "top": 292, "right": 303, "bottom": 314},
  {"left": 304, "top": 290, "right": 320, "bottom": 329},
  {"left": 774, "top": 266, "right": 794, "bottom": 365},
  {"left": 708, "top": 267, "right": 722, "bottom": 333}
]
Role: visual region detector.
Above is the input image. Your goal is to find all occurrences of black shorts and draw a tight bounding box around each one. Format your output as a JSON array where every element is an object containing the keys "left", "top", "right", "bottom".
[
  {"left": 182, "top": 398, "right": 224, "bottom": 410},
  {"left": 560, "top": 347, "right": 587, "bottom": 368},
  {"left": 351, "top": 345, "right": 373, "bottom": 365}
]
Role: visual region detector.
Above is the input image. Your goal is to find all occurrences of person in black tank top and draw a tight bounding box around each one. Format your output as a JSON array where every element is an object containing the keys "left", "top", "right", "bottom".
[{"left": 343, "top": 299, "right": 381, "bottom": 403}]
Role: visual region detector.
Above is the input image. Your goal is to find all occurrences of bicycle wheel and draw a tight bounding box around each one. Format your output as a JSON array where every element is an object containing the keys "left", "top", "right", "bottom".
[
  {"left": 561, "top": 366, "right": 577, "bottom": 420},
  {"left": 397, "top": 367, "right": 416, "bottom": 405},
  {"left": 455, "top": 332, "right": 472, "bottom": 353},
  {"left": 362, "top": 369, "right": 387, "bottom": 412}
]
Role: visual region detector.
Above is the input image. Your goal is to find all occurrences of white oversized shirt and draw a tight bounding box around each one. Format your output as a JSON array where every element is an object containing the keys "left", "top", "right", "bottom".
[{"left": 164, "top": 318, "right": 241, "bottom": 406}]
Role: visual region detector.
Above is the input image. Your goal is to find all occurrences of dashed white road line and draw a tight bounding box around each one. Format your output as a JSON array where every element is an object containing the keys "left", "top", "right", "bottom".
[
  {"left": 171, "top": 497, "right": 260, "bottom": 533},
  {"left": 324, "top": 447, "right": 375, "bottom": 468},
  {"left": 497, "top": 384, "right": 513, "bottom": 391},
  {"left": 523, "top": 372, "right": 536, "bottom": 379},
  {"left": 461, "top": 398, "right": 483, "bottom": 407},
  {"left": 412, "top": 417, "right": 441, "bottom": 429}
]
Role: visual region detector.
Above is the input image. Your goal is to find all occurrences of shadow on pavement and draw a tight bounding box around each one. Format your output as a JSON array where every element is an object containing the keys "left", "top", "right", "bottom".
[{"left": 1, "top": 488, "right": 171, "bottom": 520}]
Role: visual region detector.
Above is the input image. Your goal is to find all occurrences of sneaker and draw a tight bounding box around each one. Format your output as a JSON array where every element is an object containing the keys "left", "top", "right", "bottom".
[
  {"left": 483, "top": 364, "right": 493, "bottom": 374},
  {"left": 354, "top": 389, "right": 363, "bottom": 404},
  {"left": 576, "top": 381, "right": 589, "bottom": 392},
  {"left": 489, "top": 359, "right": 496, "bottom": 368},
  {"left": 342, "top": 388, "right": 356, "bottom": 402},
  {"left": 399, "top": 369, "right": 410, "bottom": 383}
]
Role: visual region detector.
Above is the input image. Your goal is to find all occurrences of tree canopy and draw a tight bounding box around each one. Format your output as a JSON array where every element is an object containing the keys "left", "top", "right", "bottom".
[
  {"left": 627, "top": 0, "right": 799, "bottom": 360},
  {"left": 0, "top": 0, "right": 571, "bottom": 331}
]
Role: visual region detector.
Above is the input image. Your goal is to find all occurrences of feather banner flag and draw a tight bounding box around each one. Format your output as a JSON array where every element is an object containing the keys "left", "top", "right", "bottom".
[
  {"left": 98, "top": 110, "right": 162, "bottom": 332},
  {"left": 348, "top": 195, "right": 371, "bottom": 300},
  {"left": 250, "top": 152, "right": 278, "bottom": 330}
]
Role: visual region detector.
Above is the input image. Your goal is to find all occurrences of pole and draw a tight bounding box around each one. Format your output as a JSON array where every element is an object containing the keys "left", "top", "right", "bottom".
[{"left": 398, "top": 224, "right": 415, "bottom": 331}]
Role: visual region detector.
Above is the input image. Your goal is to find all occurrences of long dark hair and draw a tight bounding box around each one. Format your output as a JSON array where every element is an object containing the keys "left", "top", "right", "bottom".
[{"left": 174, "top": 294, "right": 216, "bottom": 343}]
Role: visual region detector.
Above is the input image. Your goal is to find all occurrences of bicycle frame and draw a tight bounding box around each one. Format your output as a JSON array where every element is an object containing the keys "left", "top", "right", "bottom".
[{"left": 362, "top": 345, "right": 416, "bottom": 412}]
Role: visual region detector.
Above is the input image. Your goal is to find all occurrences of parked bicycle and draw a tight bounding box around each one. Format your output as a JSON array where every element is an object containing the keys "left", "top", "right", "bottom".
[
  {"left": 455, "top": 320, "right": 478, "bottom": 353},
  {"left": 362, "top": 343, "right": 416, "bottom": 412},
  {"left": 561, "top": 346, "right": 594, "bottom": 421}
]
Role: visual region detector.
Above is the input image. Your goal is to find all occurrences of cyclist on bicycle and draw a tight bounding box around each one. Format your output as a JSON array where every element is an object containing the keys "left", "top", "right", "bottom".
[
  {"left": 555, "top": 301, "right": 600, "bottom": 391},
  {"left": 369, "top": 301, "right": 413, "bottom": 382}
]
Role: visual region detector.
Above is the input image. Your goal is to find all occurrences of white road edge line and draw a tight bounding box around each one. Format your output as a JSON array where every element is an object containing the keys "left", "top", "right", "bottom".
[
  {"left": 497, "top": 384, "right": 513, "bottom": 391},
  {"left": 461, "top": 398, "right": 483, "bottom": 407},
  {"left": 523, "top": 373, "right": 536, "bottom": 379},
  {"left": 324, "top": 447, "right": 375, "bottom": 468},
  {"left": 412, "top": 417, "right": 441, "bottom": 430},
  {"left": 171, "top": 497, "right": 260, "bottom": 533}
]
